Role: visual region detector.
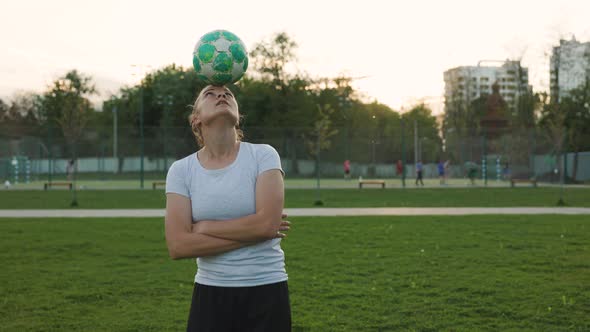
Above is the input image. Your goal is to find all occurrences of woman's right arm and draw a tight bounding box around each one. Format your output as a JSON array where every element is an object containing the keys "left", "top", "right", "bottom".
[{"left": 165, "top": 193, "right": 249, "bottom": 259}]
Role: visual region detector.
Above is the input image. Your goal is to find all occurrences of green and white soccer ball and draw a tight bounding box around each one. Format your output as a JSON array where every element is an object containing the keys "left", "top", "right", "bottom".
[{"left": 192, "top": 30, "right": 248, "bottom": 86}]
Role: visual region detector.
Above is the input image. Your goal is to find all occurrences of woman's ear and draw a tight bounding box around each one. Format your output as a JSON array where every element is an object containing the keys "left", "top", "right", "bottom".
[
  {"left": 193, "top": 114, "right": 201, "bottom": 126},
  {"left": 190, "top": 115, "right": 200, "bottom": 130}
]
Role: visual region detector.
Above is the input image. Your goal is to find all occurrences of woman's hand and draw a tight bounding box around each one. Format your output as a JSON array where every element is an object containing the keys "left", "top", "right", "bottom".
[{"left": 275, "top": 213, "right": 291, "bottom": 239}]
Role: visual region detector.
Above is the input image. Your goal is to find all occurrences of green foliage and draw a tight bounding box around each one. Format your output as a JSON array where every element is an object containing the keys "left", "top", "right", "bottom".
[
  {"left": 513, "top": 89, "right": 540, "bottom": 128},
  {"left": 304, "top": 104, "right": 339, "bottom": 156},
  {"left": 538, "top": 82, "right": 590, "bottom": 181},
  {"left": 37, "top": 70, "right": 96, "bottom": 141},
  {"left": 558, "top": 84, "right": 590, "bottom": 152},
  {"left": 3, "top": 33, "right": 443, "bottom": 167},
  {"left": 402, "top": 104, "right": 441, "bottom": 161},
  {"left": 251, "top": 32, "right": 298, "bottom": 88},
  {"left": 0, "top": 92, "right": 43, "bottom": 138},
  {"left": 100, "top": 65, "right": 207, "bottom": 160},
  {"left": 40, "top": 70, "right": 96, "bottom": 129}
]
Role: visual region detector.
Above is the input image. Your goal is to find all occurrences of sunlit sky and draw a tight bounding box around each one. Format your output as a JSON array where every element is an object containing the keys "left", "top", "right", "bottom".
[{"left": 1, "top": 0, "right": 589, "bottom": 113}]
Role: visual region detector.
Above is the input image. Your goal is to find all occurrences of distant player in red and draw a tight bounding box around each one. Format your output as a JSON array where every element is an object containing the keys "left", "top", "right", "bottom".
[
  {"left": 396, "top": 160, "right": 403, "bottom": 178},
  {"left": 343, "top": 159, "right": 351, "bottom": 180}
]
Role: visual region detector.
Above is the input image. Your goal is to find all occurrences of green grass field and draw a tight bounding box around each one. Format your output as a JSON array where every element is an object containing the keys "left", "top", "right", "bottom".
[
  {"left": 1, "top": 215, "right": 589, "bottom": 331},
  {"left": 0, "top": 187, "right": 588, "bottom": 209}
]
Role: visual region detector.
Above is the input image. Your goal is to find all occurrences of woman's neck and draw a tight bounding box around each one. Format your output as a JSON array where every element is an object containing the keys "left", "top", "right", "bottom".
[{"left": 200, "top": 129, "right": 239, "bottom": 161}]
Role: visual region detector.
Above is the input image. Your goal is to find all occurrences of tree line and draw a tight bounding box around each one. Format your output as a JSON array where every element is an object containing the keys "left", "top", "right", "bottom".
[{"left": 1, "top": 32, "right": 588, "bottom": 177}]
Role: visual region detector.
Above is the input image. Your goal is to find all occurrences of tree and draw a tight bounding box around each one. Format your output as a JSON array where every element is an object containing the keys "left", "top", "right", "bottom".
[
  {"left": 251, "top": 32, "right": 298, "bottom": 89},
  {"left": 249, "top": 32, "right": 310, "bottom": 174},
  {"left": 43, "top": 70, "right": 96, "bottom": 147},
  {"left": 303, "top": 104, "right": 338, "bottom": 205},
  {"left": 0, "top": 93, "right": 42, "bottom": 138},
  {"left": 556, "top": 83, "right": 590, "bottom": 180},
  {"left": 102, "top": 64, "right": 207, "bottom": 167},
  {"left": 539, "top": 95, "right": 567, "bottom": 204},
  {"left": 443, "top": 90, "right": 480, "bottom": 163},
  {"left": 0, "top": 98, "right": 7, "bottom": 123},
  {"left": 41, "top": 70, "right": 97, "bottom": 206},
  {"left": 403, "top": 104, "right": 441, "bottom": 163},
  {"left": 304, "top": 104, "right": 339, "bottom": 160}
]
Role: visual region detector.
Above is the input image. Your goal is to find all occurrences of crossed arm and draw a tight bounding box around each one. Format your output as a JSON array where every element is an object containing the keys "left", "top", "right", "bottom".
[{"left": 165, "top": 169, "right": 289, "bottom": 259}]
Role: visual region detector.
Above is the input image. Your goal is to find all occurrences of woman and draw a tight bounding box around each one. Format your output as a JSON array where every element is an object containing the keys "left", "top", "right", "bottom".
[{"left": 165, "top": 85, "right": 291, "bottom": 331}]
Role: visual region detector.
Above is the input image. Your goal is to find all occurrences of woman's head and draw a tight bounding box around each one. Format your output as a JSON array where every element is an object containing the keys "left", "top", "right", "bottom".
[{"left": 188, "top": 85, "right": 243, "bottom": 147}]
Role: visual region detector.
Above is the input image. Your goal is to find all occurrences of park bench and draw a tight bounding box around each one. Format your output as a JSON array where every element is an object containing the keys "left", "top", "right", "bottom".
[
  {"left": 358, "top": 179, "right": 386, "bottom": 189},
  {"left": 152, "top": 181, "right": 166, "bottom": 190},
  {"left": 510, "top": 177, "right": 537, "bottom": 188},
  {"left": 43, "top": 182, "right": 73, "bottom": 190}
]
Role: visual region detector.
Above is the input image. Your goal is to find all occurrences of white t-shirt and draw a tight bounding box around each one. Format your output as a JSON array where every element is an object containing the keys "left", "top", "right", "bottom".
[{"left": 165, "top": 142, "right": 288, "bottom": 287}]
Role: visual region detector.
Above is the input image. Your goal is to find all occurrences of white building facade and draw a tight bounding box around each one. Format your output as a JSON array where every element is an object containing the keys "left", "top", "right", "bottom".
[
  {"left": 444, "top": 60, "right": 530, "bottom": 112},
  {"left": 550, "top": 37, "right": 590, "bottom": 102}
]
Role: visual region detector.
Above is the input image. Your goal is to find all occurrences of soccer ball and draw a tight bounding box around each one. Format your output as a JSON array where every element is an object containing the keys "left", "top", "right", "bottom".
[{"left": 192, "top": 30, "right": 248, "bottom": 86}]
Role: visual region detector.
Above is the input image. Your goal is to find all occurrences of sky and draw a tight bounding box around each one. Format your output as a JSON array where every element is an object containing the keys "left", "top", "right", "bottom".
[{"left": 1, "top": 0, "right": 589, "bottom": 114}]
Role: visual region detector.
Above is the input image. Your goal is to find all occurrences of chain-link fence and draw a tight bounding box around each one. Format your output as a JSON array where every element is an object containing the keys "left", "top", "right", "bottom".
[{"left": 1, "top": 125, "right": 588, "bottom": 188}]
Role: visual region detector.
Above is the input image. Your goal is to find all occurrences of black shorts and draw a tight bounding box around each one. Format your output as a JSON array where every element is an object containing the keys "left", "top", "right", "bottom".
[{"left": 187, "top": 281, "right": 291, "bottom": 332}]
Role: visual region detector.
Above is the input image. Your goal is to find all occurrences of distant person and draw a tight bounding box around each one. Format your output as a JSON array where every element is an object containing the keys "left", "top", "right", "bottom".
[
  {"left": 343, "top": 159, "right": 351, "bottom": 180},
  {"left": 396, "top": 160, "right": 403, "bottom": 178},
  {"left": 466, "top": 162, "right": 478, "bottom": 186},
  {"left": 437, "top": 160, "right": 445, "bottom": 185},
  {"left": 415, "top": 160, "right": 424, "bottom": 186},
  {"left": 502, "top": 162, "right": 510, "bottom": 180},
  {"left": 66, "top": 159, "right": 75, "bottom": 181}
]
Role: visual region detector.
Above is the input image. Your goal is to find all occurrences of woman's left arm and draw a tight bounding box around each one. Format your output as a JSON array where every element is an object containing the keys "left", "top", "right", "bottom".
[{"left": 194, "top": 169, "right": 289, "bottom": 242}]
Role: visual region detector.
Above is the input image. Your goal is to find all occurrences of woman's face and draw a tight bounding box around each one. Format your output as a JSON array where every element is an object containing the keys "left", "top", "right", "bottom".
[{"left": 194, "top": 85, "right": 239, "bottom": 127}]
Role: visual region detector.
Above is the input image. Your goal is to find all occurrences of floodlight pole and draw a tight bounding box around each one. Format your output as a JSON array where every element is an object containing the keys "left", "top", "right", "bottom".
[
  {"left": 70, "top": 145, "right": 78, "bottom": 207},
  {"left": 131, "top": 64, "right": 149, "bottom": 189},
  {"left": 139, "top": 86, "right": 145, "bottom": 189},
  {"left": 414, "top": 120, "right": 418, "bottom": 166},
  {"left": 482, "top": 130, "right": 487, "bottom": 186},
  {"left": 113, "top": 106, "right": 118, "bottom": 174},
  {"left": 401, "top": 117, "right": 406, "bottom": 188},
  {"left": 48, "top": 124, "right": 53, "bottom": 185},
  {"left": 557, "top": 131, "right": 566, "bottom": 206},
  {"left": 314, "top": 125, "right": 323, "bottom": 206}
]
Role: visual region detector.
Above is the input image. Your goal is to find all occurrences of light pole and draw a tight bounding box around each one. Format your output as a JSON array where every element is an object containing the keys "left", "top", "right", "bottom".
[
  {"left": 338, "top": 94, "right": 352, "bottom": 161},
  {"left": 139, "top": 86, "right": 144, "bottom": 189},
  {"left": 156, "top": 94, "right": 173, "bottom": 172},
  {"left": 370, "top": 115, "right": 379, "bottom": 177},
  {"left": 400, "top": 116, "right": 406, "bottom": 188},
  {"left": 414, "top": 119, "right": 418, "bottom": 167},
  {"left": 112, "top": 99, "right": 118, "bottom": 174},
  {"left": 131, "top": 64, "right": 151, "bottom": 189}
]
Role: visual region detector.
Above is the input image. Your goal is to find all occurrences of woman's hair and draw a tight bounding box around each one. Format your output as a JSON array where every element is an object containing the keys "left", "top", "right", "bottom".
[{"left": 188, "top": 86, "right": 244, "bottom": 147}]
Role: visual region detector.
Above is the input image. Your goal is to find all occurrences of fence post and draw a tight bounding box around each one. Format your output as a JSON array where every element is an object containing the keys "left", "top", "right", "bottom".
[
  {"left": 482, "top": 131, "right": 487, "bottom": 186},
  {"left": 401, "top": 117, "right": 406, "bottom": 188}
]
